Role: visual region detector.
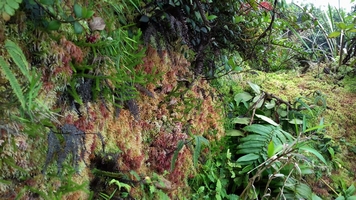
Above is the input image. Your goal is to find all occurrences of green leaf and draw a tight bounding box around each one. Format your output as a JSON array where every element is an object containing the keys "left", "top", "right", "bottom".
[
  {"left": 109, "top": 179, "right": 131, "bottom": 191},
  {"left": 267, "top": 141, "right": 274, "bottom": 158},
  {"left": 345, "top": 184, "right": 356, "bottom": 197},
  {"left": 255, "top": 114, "right": 279, "bottom": 126},
  {"left": 6, "top": 0, "right": 19, "bottom": 10},
  {"left": 277, "top": 108, "right": 288, "bottom": 117},
  {"left": 170, "top": 140, "right": 185, "bottom": 171},
  {"left": 236, "top": 153, "right": 259, "bottom": 163},
  {"left": 226, "top": 129, "right": 244, "bottom": 137},
  {"left": 346, "top": 196, "right": 356, "bottom": 200},
  {"left": 328, "top": 31, "right": 341, "bottom": 38},
  {"left": 299, "top": 146, "right": 327, "bottom": 165},
  {"left": 47, "top": 20, "right": 61, "bottom": 30},
  {"left": 337, "top": 22, "right": 347, "bottom": 29},
  {"left": 40, "top": 0, "right": 53, "bottom": 5},
  {"left": 5, "top": 40, "right": 31, "bottom": 81},
  {"left": 82, "top": 8, "right": 95, "bottom": 19},
  {"left": 265, "top": 99, "right": 275, "bottom": 109},
  {"left": 232, "top": 117, "right": 250, "bottom": 125},
  {"left": 207, "top": 15, "right": 217, "bottom": 20},
  {"left": 311, "top": 192, "right": 323, "bottom": 200},
  {"left": 234, "top": 92, "right": 253, "bottom": 105},
  {"left": 248, "top": 81, "right": 261, "bottom": 94},
  {"left": 73, "top": 4, "right": 82, "bottom": 18},
  {"left": 289, "top": 118, "right": 303, "bottom": 125},
  {"left": 0, "top": 58, "right": 26, "bottom": 110},
  {"left": 193, "top": 136, "right": 209, "bottom": 168},
  {"left": 252, "top": 94, "right": 264, "bottom": 108},
  {"left": 73, "top": 21, "right": 83, "bottom": 34},
  {"left": 4, "top": 4, "right": 15, "bottom": 16}
]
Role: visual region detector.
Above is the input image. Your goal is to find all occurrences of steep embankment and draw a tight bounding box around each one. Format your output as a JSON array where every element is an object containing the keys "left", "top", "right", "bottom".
[{"left": 0, "top": 45, "right": 224, "bottom": 199}]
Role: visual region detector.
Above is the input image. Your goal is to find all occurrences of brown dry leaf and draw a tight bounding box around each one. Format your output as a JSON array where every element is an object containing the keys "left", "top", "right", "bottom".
[
  {"left": 89, "top": 17, "right": 105, "bottom": 31},
  {"left": 2, "top": 12, "right": 10, "bottom": 21}
]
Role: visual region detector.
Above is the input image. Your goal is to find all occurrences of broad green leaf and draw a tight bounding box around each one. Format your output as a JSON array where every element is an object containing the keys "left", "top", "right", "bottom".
[
  {"left": 232, "top": 117, "right": 250, "bottom": 125},
  {"left": 6, "top": 0, "right": 19, "bottom": 10},
  {"left": 277, "top": 108, "right": 288, "bottom": 117},
  {"left": 234, "top": 92, "right": 253, "bottom": 105},
  {"left": 47, "top": 20, "right": 61, "bottom": 30},
  {"left": 335, "top": 196, "right": 345, "bottom": 200},
  {"left": 252, "top": 94, "right": 264, "bottom": 108},
  {"left": 236, "top": 153, "right": 259, "bottom": 163},
  {"left": 346, "top": 184, "right": 356, "bottom": 196},
  {"left": 349, "top": 29, "right": 356, "bottom": 33},
  {"left": 288, "top": 118, "right": 303, "bottom": 124},
  {"left": 74, "top": 4, "right": 82, "bottom": 18},
  {"left": 337, "top": 22, "right": 347, "bottom": 29},
  {"left": 299, "top": 146, "right": 327, "bottom": 165},
  {"left": 226, "top": 129, "right": 244, "bottom": 137},
  {"left": 207, "top": 14, "right": 217, "bottom": 20},
  {"left": 346, "top": 196, "right": 356, "bottom": 200},
  {"left": 4, "top": 4, "right": 15, "bottom": 16},
  {"left": 265, "top": 99, "right": 276, "bottom": 109},
  {"left": 248, "top": 81, "right": 261, "bottom": 94},
  {"left": 328, "top": 31, "right": 341, "bottom": 38},
  {"left": 73, "top": 21, "right": 83, "bottom": 34},
  {"left": 255, "top": 114, "right": 279, "bottom": 126},
  {"left": 267, "top": 141, "right": 274, "bottom": 158}
]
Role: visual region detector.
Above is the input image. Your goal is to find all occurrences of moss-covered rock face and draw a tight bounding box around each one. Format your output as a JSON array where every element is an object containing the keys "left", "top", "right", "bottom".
[{"left": 0, "top": 38, "right": 224, "bottom": 199}]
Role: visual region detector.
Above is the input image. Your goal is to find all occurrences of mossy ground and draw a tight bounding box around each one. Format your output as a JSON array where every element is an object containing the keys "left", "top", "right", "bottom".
[{"left": 237, "top": 68, "right": 356, "bottom": 196}]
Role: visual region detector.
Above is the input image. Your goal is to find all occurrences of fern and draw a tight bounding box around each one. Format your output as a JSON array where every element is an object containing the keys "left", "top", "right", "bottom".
[
  {"left": 4, "top": 40, "right": 31, "bottom": 81},
  {"left": 236, "top": 124, "right": 294, "bottom": 166},
  {"left": 0, "top": 57, "right": 26, "bottom": 110}
]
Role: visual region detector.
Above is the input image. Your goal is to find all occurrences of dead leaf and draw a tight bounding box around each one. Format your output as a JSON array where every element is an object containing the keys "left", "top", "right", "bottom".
[{"left": 89, "top": 17, "right": 105, "bottom": 31}]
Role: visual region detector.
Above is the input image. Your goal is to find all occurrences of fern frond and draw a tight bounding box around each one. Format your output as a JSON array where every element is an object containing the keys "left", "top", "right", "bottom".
[
  {"left": 0, "top": 57, "right": 26, "bottom": 110},
  {"left": 236, "top": 124, "right": 294, "bottom": 166},
  {"left": 4, "top": 40, "right": 31, "bottom": 81}
]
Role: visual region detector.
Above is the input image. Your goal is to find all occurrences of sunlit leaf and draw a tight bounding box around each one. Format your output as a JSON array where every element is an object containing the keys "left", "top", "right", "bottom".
[
  {"left": 248, "top": 81, "right": 261, "bottom": 94},
  {"left": 255, "top": 114, "right": 279, "bottom": 126},
  {"left": 328, "top": 31, "right": 341, "bottom": 38},
  {"left": 265, "top": 99, "right": 275, "bottom": 109},
  {"left": 299, "top": 146, "right": 327, "bottom": 165},
  {"left": 207, "top": 15, "right": 217, "bottom": 20},
  {"left": 337, "top": 22, "right": 347, "bottom": 30},
  {"left": 267, "top": 141, "right": 274, "bottom": 158},
  {"left": 226, "top": 129, "right": 244, "bottom": 137},
  {"left": 234, "top": 92, "right": 253, "bottom": 105},
  {"left": 232, "top": 117, "right": 250, "bottom": 125},
  {"left": 289, "top": 118, "right": 303, "bottom": 124}
]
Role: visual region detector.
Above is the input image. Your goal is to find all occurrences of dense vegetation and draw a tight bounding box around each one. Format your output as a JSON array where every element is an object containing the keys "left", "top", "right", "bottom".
[{"left": 0, "top": 0, "right": 356, "bottom": 199}]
